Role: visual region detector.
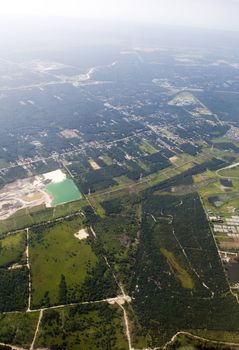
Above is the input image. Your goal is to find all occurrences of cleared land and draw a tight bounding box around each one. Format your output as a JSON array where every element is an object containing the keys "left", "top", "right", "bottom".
[
  {"left": 0, "top": 169, "right": 82, "bottom": 221},
  {"left": 29, "top": 218, "right": 98, "bottom": 307},
  {"left": 89, "top": 159, "right": 101, "bottom": 170},
  {"left": 74, "top": 228, "right": 89, "bottom": 240}
]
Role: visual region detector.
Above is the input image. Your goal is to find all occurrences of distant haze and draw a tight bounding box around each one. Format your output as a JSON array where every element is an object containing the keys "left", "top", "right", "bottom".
[{"left": 1, "top": 0, "right": 239, "bottom": 32}]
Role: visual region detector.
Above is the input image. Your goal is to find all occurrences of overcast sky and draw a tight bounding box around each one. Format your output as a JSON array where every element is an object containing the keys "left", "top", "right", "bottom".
[{"left": 0, "top": 0, "right": 239, "bottom": 31}]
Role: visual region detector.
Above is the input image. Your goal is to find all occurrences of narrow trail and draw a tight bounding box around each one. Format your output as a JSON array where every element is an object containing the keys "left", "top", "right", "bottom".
[
  {"left": 103, "top": 254, "right": 133, "bottom": 349},
  {"left": 159, "top": 209, "right": 173, "bottom": 224},
  {"left": 30, "top": 309, "right": 43, "bottom": 350},
  {"left": 96, "top": 230, "right": 133, "bottom": 348},
  {"left": 25, "top": 297, "right": 133, "bottom": 349},
  {"left": 119, "top": 304, "right": 132, "bottom": 350},
  {"left": 4, "top": 211, "right": 83, "bottom": 238},
  {"left": 28, "top": 296, "right": 128, "bottom": 313},
  {"left": 151, "top": 214, "right": 157, "bottom": 223},
  {"left": 0, "top": 343, "right": 26, "bottom": 350},
  {"left": 103, "top": 255, "right": 126, "bottom": 296},
  {"left": 216, "top": 161, "right": 239, "bottom": 179},
  {"left": 0, "top": 227, "right": 30, "bottom": 242},
  {"left": 3, "top": 226, "right": 133, "bottom": 348},
  {"left": 61, "top": 160, "right": 74, "bottom": 179},
  {"left": 230, "top": 289, "right": 239, "bottom": 303},
  {"left": 90, "top": 226, "right": 97, "bottom": 238},
  {"left": 219, "top": 250, "right": 238, "bottom": 256},
  {"left": 163, "top": 331, "right": 239, "bottom": 349},
  {"left": 26, "top": 228, "right": 31, "bottom": 312}
]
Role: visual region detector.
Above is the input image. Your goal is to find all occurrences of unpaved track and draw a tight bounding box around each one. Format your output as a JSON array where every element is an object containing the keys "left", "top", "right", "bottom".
[
  {"left": 28, "top": 296, "right": 128, "bottom": 313},
  {"left": 103, "top": 255, "right": 126, "bottom": 296},
  {"left": 119, "top": 304, "right": 132, "bottom": 350},
  {"left": 30, "top": 309, "right": 43, "bottom": 350},
  {"left": 163, "top": 331, "right": 239, "bottom": 349},
  {"left": 26, "top": 228, "right": 31, "bottom": 311},
  {"left": 2, "top": 225, "right": 133, "bottom": 349},
  {"left": 0, "top": 343, "right": 26, "bottom": 350}
]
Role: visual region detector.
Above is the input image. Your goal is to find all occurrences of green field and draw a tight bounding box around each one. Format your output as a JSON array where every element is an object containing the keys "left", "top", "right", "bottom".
[
  {"left": 99, "top": 154, "right": 113, "bottom": 166},
  {"left": 0, "top": 198, "right": 87, "bottom": 235},
  {"left": 160, "top": 247, "right": 194, "bottom": 289},
  {"left": 0, "top": 231, "right": 26, "bottom": 267},
  {"left": 198, "top": 172, "right": 239, "bottom": 216},
  {"left": 139, "top": 140, "right": 158, "bottom": 155},
  {"left": 29, "top": 218, "right": 98, "bottom": 307},
  {"left": 218, "top": 164, "right": 239, "bottom": 178},
  {"left": 46, "top": 178, "right": 82, "bottom": 206}
]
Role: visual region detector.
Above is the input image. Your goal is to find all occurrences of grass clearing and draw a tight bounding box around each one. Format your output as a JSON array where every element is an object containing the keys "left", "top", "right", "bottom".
[
  {"left": 136, "top": 159, "right": 150, "bottom": 171},
  {"left": 114, "top": 175, "right": 134, "bottom": 186},
  {"left": 160, "top": 248, "right": 194, "bottom": 289},
  {"left": 193, "top": 170, "right": 216, "bottom": 184},
  {"left": 219, "top": 164, "right": 239, "bottom": 178},
  {"left": 99, "top": 154, "right": 113, "bottom": 166},
  {"left": 0, "top": 231, "right": 26, "bottom": 267},
  {"left": 139, "top": 140, "right": 158, "bottom": 155},
  {"left": 0, "top": 198, "right": 87, "bottom": 234},
  {"left": 189, "top": 329, "right": 239, "bottom": 344},
  {"left": 87, "top": 196, "right": 106, "bottom": 218},
  {"left": 199, "top": 177, "right": 239, "bottom": 216},
  {"left": 165, "top": 332, "right": 239, "bottom": 350},
  {"left": 30, "top": 217, "right": 98, "bottom": 307}
]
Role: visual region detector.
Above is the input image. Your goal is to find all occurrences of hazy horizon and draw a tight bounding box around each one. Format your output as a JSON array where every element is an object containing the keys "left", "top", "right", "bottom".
[{"left": 1, "top": 0, "right": 239, "bottom": 32}]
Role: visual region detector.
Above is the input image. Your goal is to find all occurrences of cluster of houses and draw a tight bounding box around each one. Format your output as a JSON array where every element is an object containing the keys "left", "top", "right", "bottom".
[{"left": 209, "top": 215, "right": 239, "bottom": 239}]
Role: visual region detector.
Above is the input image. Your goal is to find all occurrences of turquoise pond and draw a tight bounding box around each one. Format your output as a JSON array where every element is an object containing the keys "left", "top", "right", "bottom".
[{"left": 46, "top": 179, "right": 82, "bottom": 206}]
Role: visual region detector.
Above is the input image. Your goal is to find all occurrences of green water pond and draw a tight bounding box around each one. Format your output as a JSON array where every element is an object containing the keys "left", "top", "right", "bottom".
[{"left": 46, "top": 179, "right": 82, "bottom": 206}]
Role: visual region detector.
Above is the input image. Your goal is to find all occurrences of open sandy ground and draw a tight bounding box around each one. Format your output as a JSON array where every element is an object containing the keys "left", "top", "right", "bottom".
[
  {"left": 74, "top": 228, "right": 89, "bottom": 240},
  {"left": 0, "top": 169, "right": 66, "bottom": 220},
  {"left": 90, "top": 160, "right": 101, "bottom": 170}
]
